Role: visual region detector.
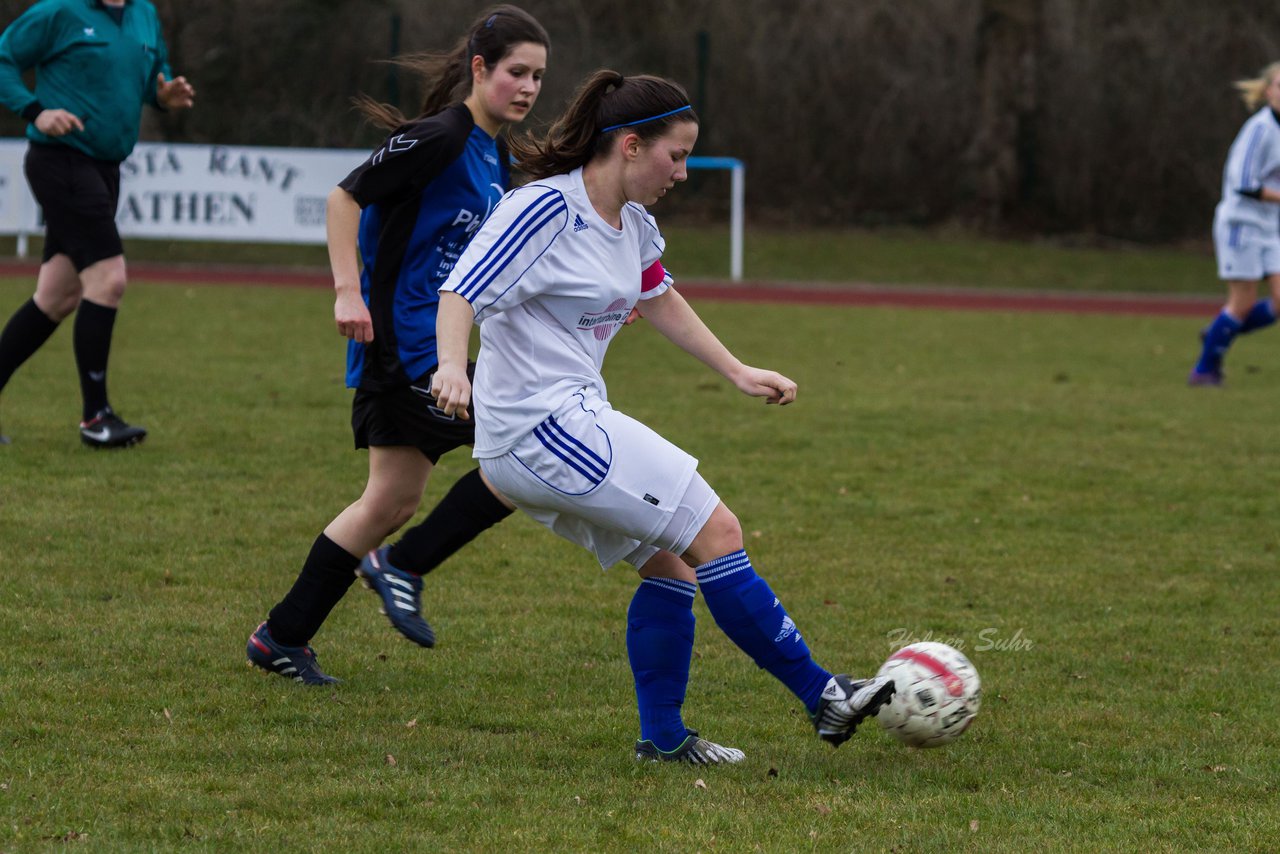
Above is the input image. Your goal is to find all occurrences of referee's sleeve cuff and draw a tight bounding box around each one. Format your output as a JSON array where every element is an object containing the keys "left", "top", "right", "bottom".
[{"left": 20, "top": 101, "right": 43, "bottom": 122}]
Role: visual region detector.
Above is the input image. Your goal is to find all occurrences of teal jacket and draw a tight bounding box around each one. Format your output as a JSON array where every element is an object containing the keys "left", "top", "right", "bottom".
[{"left": 0, "top": 0, "right": 173, "bottom": 163}]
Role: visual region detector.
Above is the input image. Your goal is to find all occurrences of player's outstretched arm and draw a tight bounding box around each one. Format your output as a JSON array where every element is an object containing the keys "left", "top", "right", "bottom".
[
  {"left": 431, "top": 292, "right": 476, "bottom": 420},
  {"left": 640, "top": 287, "right": 797, "bottom": 405}
]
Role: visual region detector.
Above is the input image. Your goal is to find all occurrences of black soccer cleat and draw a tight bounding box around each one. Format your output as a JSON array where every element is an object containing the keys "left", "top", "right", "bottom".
[
  {"left": 357, "top": 547, "right": 436, "bottom": 648},
  {"left": 246, "top": 621, "right": 340, "bottom": 685},
  {"left": 811, "top": 674, "right": 895, "bottom": 747},
  {"left": 79, "top": 407, "right": 146, "bottom": 449},
  {"left": 635, "top": 730, "right": 745, "bottom": 765}
]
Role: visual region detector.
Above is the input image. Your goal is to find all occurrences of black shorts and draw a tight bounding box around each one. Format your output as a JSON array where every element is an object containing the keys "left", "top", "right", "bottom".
[
  {"left": 351, "top": 364, "right": 477, "bottom": 463},
  {"left": 24, "top": 142, "right": 124, "bottom": 272}
]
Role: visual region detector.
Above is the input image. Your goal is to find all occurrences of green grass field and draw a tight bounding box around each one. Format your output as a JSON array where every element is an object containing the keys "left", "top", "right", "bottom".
[{"left": 1, "top": 269, "right": 1276, "bottom": 851}]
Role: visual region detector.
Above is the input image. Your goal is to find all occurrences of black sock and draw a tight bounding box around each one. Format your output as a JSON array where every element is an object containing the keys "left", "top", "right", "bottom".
[
  {"left": 267, "top": 533, "right": 360, "bottom": 647},
  {"left": 387, "top": 467, "right": 513, "bottom": 576},
  {"left": 73, "top": 299, "right": 117, "bottom": 420},
  {"left": 0, "top": 299, "right": 60, "bottom": 394}
]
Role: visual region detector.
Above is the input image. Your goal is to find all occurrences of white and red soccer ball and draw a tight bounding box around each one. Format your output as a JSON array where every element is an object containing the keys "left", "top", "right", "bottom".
[{"left": 875, "top": 642, "right": 981, "bottom": 748}]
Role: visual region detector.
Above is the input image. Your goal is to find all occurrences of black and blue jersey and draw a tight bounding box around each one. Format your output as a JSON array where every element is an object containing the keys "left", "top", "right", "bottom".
[{"left": 340, "top": 103, "right": 509, "bottom": 391}]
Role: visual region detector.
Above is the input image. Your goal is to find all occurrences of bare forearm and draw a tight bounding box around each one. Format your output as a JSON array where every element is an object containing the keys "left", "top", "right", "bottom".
[
  {"left": 640, "top": 288, "right": 743, "bottom": 382},
  {"left": 436, "top": 292, "right": 475, "bottom": 370},
  {"left": 326, "top": 187, "right": 362, "bottom": 295}
]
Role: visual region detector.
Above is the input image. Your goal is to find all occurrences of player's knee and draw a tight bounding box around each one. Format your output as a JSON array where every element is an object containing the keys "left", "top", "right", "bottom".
[
  {"left": 42, "top": 291, "right": 80, "bottom": 321},
  {"left": 81, "top": 264, "right": 127, "bottom": 306},
  {"left": 385, "top": 498, "right": 418, "bottom": 533},
  {"left": 699, "top": 504, "right": 744, "bottom": 557}
]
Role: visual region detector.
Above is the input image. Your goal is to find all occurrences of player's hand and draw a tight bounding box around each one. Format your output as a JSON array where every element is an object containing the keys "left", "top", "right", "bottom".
[
  {"left": 34, "top": 109, "right": 84, "bottom": 136},
  {"left": 732, "top": 366, "right": 797, "bottom": 406},
  {"left": 622, "top": 306, "right": 642, "bottom": 326},
  {"left": 156, "top": 73, "right": 196, "bottom": 110},
  {"left": 334, "top": 289, "right": 373, "bottom": 343},
  {"left": 431, "top": 364, "right": 471, "bottom": 421}
]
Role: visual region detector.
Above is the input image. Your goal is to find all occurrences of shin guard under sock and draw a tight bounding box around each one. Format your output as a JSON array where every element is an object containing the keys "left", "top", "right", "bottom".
[
  {"left": 696, "top": 550, "right": 831, "bottom": 712},
  {"left": 0, "top": 298, "right": 59, "bottom": 394},
  {"left": 627, "top": 577, "right": 696, "bottom": 751},
  {"left": 73, "top": 299, "right": 117, "bottom": 419},
  {"left": 267, "top": 533, "right": 360, "bottom": 646}
]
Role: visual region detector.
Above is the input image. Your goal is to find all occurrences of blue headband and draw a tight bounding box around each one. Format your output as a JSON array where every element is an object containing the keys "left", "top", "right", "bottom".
[{"left": 599, "top": 105, "right": 692, "bottom": 135}]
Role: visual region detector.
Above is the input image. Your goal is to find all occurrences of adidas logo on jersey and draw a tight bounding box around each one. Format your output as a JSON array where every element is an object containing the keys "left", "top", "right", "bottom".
[{"left": 573, "top": 214, "right": 589, "bottom": 232}]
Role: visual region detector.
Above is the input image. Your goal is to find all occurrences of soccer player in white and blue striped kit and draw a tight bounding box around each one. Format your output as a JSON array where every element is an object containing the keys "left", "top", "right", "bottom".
[
  {"left": 431, "top": 71, "right": 895, "bottom": 764},
  {"left": 1190, "top": 62, "right": 1280, "bottom": 386}
]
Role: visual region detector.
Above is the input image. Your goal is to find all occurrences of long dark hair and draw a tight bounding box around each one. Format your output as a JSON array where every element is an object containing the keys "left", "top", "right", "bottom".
[
  {"left": 510, "top": 71, "right": 697, "bottom": 180},
  {"left": 356, "top": 5, "right": 549, "bottom": 131}
]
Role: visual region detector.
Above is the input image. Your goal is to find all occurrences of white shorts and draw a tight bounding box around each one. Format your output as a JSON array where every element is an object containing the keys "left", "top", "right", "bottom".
[
  {"left": 479, "top": 390, "right": 720, "bottom": 569},
  {"left": 1214, "top": 218, "right": 1280, "bottom": 281}
]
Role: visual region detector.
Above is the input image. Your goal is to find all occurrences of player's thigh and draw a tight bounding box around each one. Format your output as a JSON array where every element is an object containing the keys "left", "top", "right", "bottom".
[
  {"left": 364, "top": 445, "right": 432, "bottom": 508},
  {"left": 25, "top": 145, "right": 122, "bottom": 272},
  {"left": 480, "top": 397, "right": 718, "bottom": 567}
]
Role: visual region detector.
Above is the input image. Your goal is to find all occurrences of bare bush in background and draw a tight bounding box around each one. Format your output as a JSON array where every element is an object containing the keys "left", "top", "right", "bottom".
[{"left": 1, "top": 0, "right": 1278, "bottom": 241}]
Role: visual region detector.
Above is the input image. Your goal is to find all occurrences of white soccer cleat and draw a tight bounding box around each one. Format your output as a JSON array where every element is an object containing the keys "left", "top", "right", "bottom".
[
  {"left": 635, "top": 730, "right": 746, "bottom": 765},
  {"left": 811, "top": 674, "right": 896, "bottom": 747}
]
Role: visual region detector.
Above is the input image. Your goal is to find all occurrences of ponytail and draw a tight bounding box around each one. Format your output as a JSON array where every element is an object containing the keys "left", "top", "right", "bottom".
[
  {"left": 355, "top": 5, "right": 549, "bottom": 131},
  {"left": 511, "top": 71, "right": 697, "bottom": 180},
  {"left": 1234, "top": 61, "right": 1280, "bottom": 111}
]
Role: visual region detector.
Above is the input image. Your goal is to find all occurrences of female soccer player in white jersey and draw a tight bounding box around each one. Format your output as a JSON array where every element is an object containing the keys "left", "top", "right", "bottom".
[
  {"left": 1190, "top": 62, "right": 1280, "bottom": 385},
  {"left": 431, "top": 71, "right": 895, "bottom": 764}
]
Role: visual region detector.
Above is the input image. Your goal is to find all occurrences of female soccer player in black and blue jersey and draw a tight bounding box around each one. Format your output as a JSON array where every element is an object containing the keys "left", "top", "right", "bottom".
[{"left": 246, "top": 6, "right": 558, "bottom": 681}]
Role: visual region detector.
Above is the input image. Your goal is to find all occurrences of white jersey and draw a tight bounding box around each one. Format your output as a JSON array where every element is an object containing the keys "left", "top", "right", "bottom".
[
  {"left": 438, "top": 167, "right": 672, "bottom": 457},
  {"left": 1215, "top": 107, "right": 1280, "bottom": 235}
]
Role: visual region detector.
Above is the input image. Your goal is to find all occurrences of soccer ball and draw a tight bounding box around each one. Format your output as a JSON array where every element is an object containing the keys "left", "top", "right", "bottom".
[{"left": 875, "top": 642, "right": 981, "bottom": 748}]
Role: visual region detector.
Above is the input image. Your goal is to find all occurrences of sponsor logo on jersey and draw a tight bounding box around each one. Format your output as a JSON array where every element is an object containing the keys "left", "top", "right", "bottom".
[
  {"left": 573, "top": 213, "right": 589, "bottom": 232},
  {"left": 451, "top": 183, "right": 506, "bottom": 234},
  {"left": 577, "top": 298, "right": 630, "bottom": 341}
]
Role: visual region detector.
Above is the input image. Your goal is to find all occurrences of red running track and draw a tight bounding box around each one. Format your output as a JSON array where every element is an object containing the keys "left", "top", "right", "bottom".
[{"left": 0, "top": 259, "right": 1222, "bottom": 318}]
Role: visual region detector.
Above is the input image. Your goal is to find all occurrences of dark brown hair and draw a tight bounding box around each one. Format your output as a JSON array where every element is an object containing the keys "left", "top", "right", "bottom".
[
  {"left": 356, "top": 5, "right": 549, "bottom": 131},
  {"left": 510, "top": 71, "right": 697, "bottom": 180}
]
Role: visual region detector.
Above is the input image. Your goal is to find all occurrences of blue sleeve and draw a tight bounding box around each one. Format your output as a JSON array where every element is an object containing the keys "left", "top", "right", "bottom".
[{"left": 0, "top": 2, "right": 57, "bottom": 118}]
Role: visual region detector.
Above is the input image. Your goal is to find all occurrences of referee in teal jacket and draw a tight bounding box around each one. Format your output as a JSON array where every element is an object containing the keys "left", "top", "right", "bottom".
[{"left": 0, "top": 0, "right": 194, "bottom": 448}]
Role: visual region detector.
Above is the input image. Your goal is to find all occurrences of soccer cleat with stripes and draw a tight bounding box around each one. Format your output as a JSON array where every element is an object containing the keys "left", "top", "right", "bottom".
[
  {"left": 357, "top": 547, "right": 436, "bottom": 648},
  {"left": 635, "top": 730, "right": 746, "bottom": 765},
  {"left": 79, "top": 407, "right": 146, "bottom": 449},
  {"left": 246, "top": 621, "right": 340, "bottom": 685},
  {"left": 811, "top": 674, "right": 896, "bottom": 747}
]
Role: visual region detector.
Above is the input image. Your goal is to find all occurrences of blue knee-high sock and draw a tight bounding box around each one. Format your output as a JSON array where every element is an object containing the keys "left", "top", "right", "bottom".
[
  {"left": 695, "top": 550, "right": 831, "bottom": 713},
  {"left": 1240, "top": 299, "right": 1277, "bottom": 334},
  {"left": 627, "top": 577, "right": 696, "bottom": 752},
  {"left": 1195, "top": 311, "right": 1243, "bottom": 374}
]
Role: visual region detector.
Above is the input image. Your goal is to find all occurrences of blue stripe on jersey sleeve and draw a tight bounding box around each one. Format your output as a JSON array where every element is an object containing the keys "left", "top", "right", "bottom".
[
  {"left": 1241, "top": 124, "right": 1266, "bottom": 189},
  {"left": 454, "top": 189, "right": 568, "bottom": 303}
]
